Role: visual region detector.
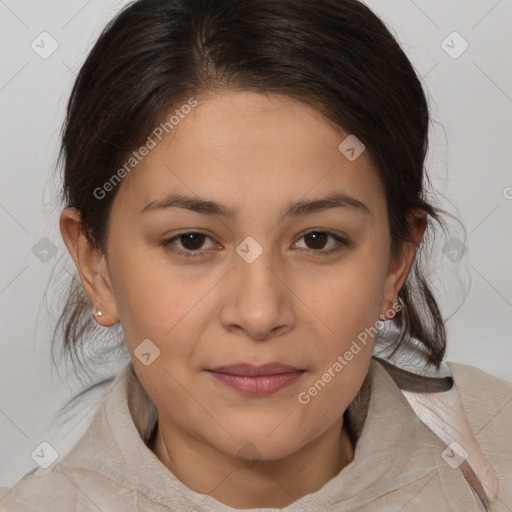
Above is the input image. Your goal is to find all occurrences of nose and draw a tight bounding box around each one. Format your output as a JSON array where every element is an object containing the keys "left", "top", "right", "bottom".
[{"left": 218, "top": 247, "right": 295, "bottom": 341}]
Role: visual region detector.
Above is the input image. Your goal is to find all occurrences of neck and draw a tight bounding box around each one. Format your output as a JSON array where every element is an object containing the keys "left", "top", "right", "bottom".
[{"left": 149, "top": 415, "right": 354, "bottom": 509}]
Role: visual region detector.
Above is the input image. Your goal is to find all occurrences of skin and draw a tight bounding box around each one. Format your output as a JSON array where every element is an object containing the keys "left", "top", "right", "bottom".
[{"left": 60, "top": 89, "right": 426, "bottom": 508}]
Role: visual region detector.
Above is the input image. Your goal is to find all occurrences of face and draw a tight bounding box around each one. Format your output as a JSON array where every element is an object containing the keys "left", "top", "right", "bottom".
[{"left": 63, "top": 89, "right": 419, "bottom": 462}]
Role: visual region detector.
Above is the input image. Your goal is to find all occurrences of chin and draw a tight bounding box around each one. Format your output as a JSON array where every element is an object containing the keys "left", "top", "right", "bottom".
[{"left": 217, "top": 428, "right": 305, "bottom": 464}]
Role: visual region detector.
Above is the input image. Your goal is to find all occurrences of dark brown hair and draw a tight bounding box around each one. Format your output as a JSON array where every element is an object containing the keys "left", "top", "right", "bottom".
[{"left": 52, "top": 0, "right": 453, "bottom": 378}]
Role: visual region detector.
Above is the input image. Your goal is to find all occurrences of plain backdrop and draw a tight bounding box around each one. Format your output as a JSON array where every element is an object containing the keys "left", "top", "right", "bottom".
[{"left": 0, "top": 0, "right": 511, "bottom": 488}]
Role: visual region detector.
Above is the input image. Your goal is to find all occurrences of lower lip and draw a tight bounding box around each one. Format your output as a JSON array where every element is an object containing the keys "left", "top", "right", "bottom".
[{"left": 207, "top": 371, "right": 304, "bottom": 395}]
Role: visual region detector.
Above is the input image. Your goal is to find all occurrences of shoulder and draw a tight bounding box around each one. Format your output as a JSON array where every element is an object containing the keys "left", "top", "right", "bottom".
[
  {"left": 0, "top": 468, "right": 77, "bottom": 512},
  {"left": 447, "top": 361, "right": 512, "bottom": 501},
  {"left": 447, "top": 361, "right": 512, "bottom": 431},
  {"left": 447, "top": 361, "right": 512, "bottom": 402},
  {"left": 0, "top": 465, "right": 119, "bottom": 512}
]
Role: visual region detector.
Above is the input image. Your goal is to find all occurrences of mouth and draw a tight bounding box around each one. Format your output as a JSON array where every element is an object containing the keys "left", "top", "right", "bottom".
[{"left": 205, "top": 363, "right": 305, "bottom": 395}]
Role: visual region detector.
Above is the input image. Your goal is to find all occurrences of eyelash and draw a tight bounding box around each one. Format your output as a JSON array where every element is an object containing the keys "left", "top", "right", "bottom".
[{"left": 160, "top": 230, "right": 350, "bottom": 259}]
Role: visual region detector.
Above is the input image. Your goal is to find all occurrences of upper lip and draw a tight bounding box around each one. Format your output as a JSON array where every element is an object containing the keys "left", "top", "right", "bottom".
[{"left": 207, "top": 363, "right": 303, "bottom": 376}]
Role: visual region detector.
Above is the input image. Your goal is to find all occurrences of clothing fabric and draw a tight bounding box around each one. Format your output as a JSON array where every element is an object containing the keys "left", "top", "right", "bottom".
[{"left": 0, "top": 358, "right": 510, "bottom": 511}]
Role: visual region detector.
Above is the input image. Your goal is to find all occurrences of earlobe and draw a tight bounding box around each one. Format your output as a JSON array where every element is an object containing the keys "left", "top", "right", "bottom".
[{"left": 59, "top": 207, "right": 120, "bottom": 326}]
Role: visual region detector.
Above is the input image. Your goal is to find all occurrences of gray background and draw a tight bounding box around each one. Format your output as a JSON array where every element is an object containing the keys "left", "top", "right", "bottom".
[{"left": 0, "top": 0, "right": 511, "bottom": 488}]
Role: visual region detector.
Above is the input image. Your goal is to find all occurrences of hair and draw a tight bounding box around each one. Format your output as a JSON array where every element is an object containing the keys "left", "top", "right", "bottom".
[{"left": 52, "top": 0, "right": 454, "bottom": 379}]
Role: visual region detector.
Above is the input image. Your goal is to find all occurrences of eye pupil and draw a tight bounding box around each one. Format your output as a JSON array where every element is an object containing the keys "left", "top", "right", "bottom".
[
  {"left": 305, "top": 232, "right": 327, "bottom": 250},
  {"left": 181, "top": 233, "right": 205, "bottom": 250}
]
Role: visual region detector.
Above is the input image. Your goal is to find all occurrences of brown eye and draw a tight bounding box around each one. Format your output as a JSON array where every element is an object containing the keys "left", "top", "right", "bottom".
[
  {"left": 161, "top": 231, "right": 217, "bottom": 258},
  {"left": 304, "top": 232, "right": 329, "bottom": 250},
  {"left": 178, "top": 233, "right": 207, "bottom": 251},
  {"left": 294, "top": 230, "right": 349, "bottom": 255}
]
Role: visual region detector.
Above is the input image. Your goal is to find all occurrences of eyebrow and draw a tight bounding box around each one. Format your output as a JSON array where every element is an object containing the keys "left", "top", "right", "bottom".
[{"left": 139, "top": 191, "right": 371, "bottom": 219}]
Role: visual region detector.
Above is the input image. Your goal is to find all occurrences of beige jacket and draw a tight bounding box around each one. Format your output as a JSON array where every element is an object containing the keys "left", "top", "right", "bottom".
[{"left": 0, "top": 358, "right": 510, "bottom": 511}]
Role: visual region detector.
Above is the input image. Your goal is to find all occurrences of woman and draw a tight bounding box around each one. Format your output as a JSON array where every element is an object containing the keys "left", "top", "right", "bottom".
[{"left": 1, "top": 0, "right": 510, "bottom": 510}]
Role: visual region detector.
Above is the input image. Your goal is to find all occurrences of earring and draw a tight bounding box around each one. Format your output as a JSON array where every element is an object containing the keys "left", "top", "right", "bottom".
[{"left": 92, "top": 309, "right": 103, "bottom": 318}]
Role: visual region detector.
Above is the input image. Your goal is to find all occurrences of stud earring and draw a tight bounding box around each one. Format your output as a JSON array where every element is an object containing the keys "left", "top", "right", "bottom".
[{"left": 92, "top": 310, "right": 103, "bottom": 318}]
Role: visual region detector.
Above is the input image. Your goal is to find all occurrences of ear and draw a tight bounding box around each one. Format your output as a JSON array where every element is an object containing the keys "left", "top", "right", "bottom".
[
  {"left": 59, "top": 207, "right": 119, "bottom": 326},
  {"left": 380, "top": 209, "right": 427, "bottom": 319}
]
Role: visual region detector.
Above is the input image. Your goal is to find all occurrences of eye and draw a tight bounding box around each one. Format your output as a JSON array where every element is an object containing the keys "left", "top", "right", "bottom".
[
  {"left": 293, "top": 230, "right": 349, "bottom": 255},
  {"left": 161, "top": 231, "right": 218, "bottom": 258}
]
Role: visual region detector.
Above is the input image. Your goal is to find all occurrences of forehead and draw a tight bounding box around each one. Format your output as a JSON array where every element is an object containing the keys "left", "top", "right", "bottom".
[{"left": 112, "top": 90, "right": 386, "bottom": 220}]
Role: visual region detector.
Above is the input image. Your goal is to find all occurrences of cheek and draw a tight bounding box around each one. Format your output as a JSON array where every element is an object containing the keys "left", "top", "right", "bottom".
[
  {"left": 297, "top": 248, "right": 387, "bottom": 403},
  {"left": 108, "top": 245, "right": 193, "bottom": 350},
  {"left": 310, "top": 256, "right": 388, "bottom": 340}
]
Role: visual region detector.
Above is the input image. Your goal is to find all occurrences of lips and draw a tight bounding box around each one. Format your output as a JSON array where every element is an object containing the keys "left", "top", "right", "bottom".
[
  {"left": 208, "top": 362, "right": 302, "bottom": 376},
  {"left": 206, "top": 363, "right": 305, "bottom": 395}
]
